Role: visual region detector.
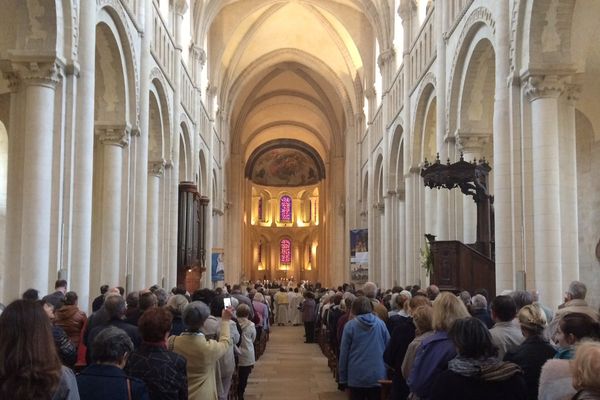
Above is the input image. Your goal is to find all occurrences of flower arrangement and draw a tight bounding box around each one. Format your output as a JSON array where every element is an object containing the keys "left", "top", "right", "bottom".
[{"left": 420, "top": 240, "right": 433, "bottom": 276}]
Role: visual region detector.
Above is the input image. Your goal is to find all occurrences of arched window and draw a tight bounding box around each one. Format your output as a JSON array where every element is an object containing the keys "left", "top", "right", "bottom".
[
  {"left": 280, "top": 195, "right": 292, "bottom": 222},
  {"left": 257, "top": 197, "right": 264, "bottom": 221},
  {"left": 280, "top": 238, "right": 292, "bottom": 264}
]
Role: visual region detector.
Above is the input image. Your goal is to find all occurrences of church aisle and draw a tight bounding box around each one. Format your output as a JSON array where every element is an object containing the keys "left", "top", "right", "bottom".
[{"left": 245, "top": 326, "right": 346, "bottom": 400}]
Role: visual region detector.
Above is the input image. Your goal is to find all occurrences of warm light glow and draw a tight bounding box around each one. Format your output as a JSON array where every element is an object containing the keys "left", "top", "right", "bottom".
[{"left": 257, "top": 262, "right": 265, "bottom": 270}]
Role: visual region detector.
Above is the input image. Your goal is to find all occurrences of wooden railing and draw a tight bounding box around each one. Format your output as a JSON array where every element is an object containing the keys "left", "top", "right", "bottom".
[{"left": 430, "top": 240, "right": 496, "bottom": 298}]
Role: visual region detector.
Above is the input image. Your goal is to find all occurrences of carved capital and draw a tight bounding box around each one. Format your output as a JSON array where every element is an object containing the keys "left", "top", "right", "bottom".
[
  {"left": 206, "top": 83, "right": 218, "bottom": 97},
  {"left": 130, "top": 126, "right": 141, "bottom": 137},
  {"left": 190, "top": 45, "right": 207, "bottom": 66},
  {"left": 149, "top": 159, "right": 166, "bottom": 177},
  {"left": 1, "top": 71, "right": 21, "bottom": 92},
  {"left": 377, "top": 48, "right": 396, "bottom": 69},
  {"left": 524, "top": 75, "right": 566, "bottom": 101},
  {"left": 164, "top": 160, "right": 174, "bottom": 169},
  {"left": 373, "top": 202, "right": 385, "bottom": 213},
  {"left": 174, "top": 0, "right": 189, "bottom": 15},
  {"left": 456, "top": 132, "right": 490, "bottom": 155},
  {"left": 364, "top": 86, "right": 377, "bottom": 99},
  {"left": 564, "top": 83, "right": 581, "bottom": 104},
  {"left": 2, "top": 61, "right": 61, "bottom": 89},
  {"left": 95, "top": 124, "right": 130, "bottom": 147}
]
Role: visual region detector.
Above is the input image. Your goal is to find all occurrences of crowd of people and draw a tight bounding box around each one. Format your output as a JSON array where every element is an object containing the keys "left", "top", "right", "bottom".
[
  {"left": 0, "top": 281, "right": 274, "bottom": 400},
  {"left": 311, "top": 280, "right": 600, "bottom": 400},
  {"left": 0, "top": 278, "right": 599, "bottom": 400}
]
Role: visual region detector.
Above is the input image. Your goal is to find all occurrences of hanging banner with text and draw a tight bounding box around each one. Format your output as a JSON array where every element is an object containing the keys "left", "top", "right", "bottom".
[{"left": 350, "top": 229, "right": 368, "bottom": 283}]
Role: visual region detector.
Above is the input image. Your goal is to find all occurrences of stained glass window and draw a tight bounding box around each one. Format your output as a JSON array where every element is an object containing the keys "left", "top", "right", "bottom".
[
  {"left": 258, "top": 197, "right": 263, "bottom": 221},
  {"left": 280, "top": 195, "right": 292, "bottom": 222},
  {"left": 280, "top": 238, "right": 292, "bottom": 264}
]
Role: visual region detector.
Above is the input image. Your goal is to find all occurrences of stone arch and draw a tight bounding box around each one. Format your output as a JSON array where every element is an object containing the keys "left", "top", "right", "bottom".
[
  {"left": 374, "top": 153, "right": 384, "bottom": 204},
  {"left": 96, "top": 6, "right": 137, "bottom": 127},
  {"left": 97, "top": 2, "right": 139, "bottom": 126},
  {"left": 411, "top": 81, "right": 436, "bottom": 167},
  {"left": 447, "top": 6, "right": 496, "bottom": 139},
  {"left": 518, "top": 0, "right": 576, "bottom": 71},
  {"left": 456, "top": 38, "right": 496, "bottom": 151},
  {"left": 388, "top": 123, "right": 405, "bottom": 192},
  {"left": 179, "top": 122, "right": 192, "bottom": 181},
  {"left": 148, "top": 89, "right": 165, "bottom": 162},
  {"left": 198, "top": 148, "right": 208, "bottom": 195}
]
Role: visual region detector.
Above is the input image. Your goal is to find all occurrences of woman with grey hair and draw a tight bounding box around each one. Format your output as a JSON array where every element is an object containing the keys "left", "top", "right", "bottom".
[
  {"left": 338, "top": 296, "right": 390, "bottom": 399},
  {"left": 167, "top": 301, "right": 234, "bottom": 400},
  {"left": 471, "top": 294, "right": 493, "bottom": 328},
  {"left": 77, "top": 326, "right": 149, "bottom": 400},
  {"left": 167, "top": 294, "right": 189, "bottom": 336}
]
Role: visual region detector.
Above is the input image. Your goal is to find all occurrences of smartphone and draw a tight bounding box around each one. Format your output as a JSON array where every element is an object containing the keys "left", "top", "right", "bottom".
[{"left": 223, "top": 297, "right": 231, "bottom": 308}]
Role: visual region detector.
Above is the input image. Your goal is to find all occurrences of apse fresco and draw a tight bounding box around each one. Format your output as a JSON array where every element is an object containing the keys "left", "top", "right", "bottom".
[{"left": 251, "top": 148, "right": 320, "bottom": 187}]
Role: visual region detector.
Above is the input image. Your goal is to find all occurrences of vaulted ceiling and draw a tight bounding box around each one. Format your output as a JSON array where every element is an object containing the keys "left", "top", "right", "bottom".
[{"left": 194, "top": 0, "right": 386, "bottom": 162}]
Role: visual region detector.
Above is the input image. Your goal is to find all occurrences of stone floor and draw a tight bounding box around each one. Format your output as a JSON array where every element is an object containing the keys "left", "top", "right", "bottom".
[{"left": 244, "top": 325, "right": 346, "bottom": 400}]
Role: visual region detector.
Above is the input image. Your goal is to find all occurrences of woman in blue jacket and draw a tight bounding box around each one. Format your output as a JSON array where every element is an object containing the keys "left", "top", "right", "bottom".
[{"left": 338, "top": 296, "right": 390, "bottom": 400}]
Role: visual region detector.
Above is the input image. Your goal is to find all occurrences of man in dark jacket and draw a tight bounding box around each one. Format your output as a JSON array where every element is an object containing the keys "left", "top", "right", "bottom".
[
  {"left": 85, "top": 295, "right": 141, "bottom": 363},
  {"left": 77, "top": 326, "right": 149, "bottom": 400},
  {"left": 92, "top": 284, "right": 109, "bottom": 312}
]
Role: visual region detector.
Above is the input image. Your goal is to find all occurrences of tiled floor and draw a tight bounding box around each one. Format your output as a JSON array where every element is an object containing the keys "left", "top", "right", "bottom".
[{"left": 244, "top": 325, "right": 346, "bottom": 400}]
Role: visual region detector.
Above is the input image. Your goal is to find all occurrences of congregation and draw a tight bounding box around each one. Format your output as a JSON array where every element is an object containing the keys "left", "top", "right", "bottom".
[{"left": 1, "top": 279, "right": 600, "bottom": 400}]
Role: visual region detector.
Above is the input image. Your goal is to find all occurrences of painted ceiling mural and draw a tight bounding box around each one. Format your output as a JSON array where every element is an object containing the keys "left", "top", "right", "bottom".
[{"left": 246, "top": 140, "right": 325, "bottom": 187}]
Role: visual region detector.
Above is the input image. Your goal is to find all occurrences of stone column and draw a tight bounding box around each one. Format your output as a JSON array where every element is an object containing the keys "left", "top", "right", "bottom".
[
  {"left": 146, "top": 160, "right": 165, "bottom": 287},
  {"left": 404, "top": 169, "right": 420, "bottom": 285},
  {"left": 96, "top": 126, "right": 129, "bottom": 287},
  {"left": 435, "top": 1, "right": 448, "bottom": 240},
  {"left": 397, "top": 190, "right": 407, "bottom": 285},
  {"left": 132, "top": 0, "right": 153, "bottom": 290},
  {"left": 559, "top": 84, "right": 580, "bottom": 285},
  {"left": 365, "top": 86, "right": 377, "bottom": 123},
  {"left": 384, "top": 191, "right": 396, "bottom": 286},
  {"left": 5, "top": 60, "right": 60, "bottom": 298},
  {"left": 525, "top": 74, "right": 565, "bottom": 309},
  {"left": 493, "top": 0, "right": 513, "bottom": 292},
  {"left": 70, "top": 0, "right": 96, "bottom": 310},
  {"left": 1, "top": 71, "right": 23, "bottom": 302},
  {"left": 378, "top": 48, "right": 396, "bottom": 97},
  {"left": 456, "top": 133, "right": 489, "bottom": 243}
]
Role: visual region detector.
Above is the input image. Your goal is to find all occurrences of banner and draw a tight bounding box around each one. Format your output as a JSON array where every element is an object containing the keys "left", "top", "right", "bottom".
[
  {"left": 211, "top": 248, "right": 225, "bottom": 282},
  {"left": 350, "top": 229, "right": 368, "bottom": 283}
]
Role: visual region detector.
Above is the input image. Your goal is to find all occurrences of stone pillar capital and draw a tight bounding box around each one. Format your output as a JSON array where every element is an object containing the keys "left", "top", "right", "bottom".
[
  {"left": 377, "top": 48, "right": 396, "bottom": 69},
  {"left": 174, "top": 0, "right": 189, "bottom": 16},
  {"left": 524, "top": 74, "right": 566, "bottom": 102},
  {"left": 95, "top": 124, "right": 130, "bottom": 147},
  {"left": 190, "top": 44, "right": 207, "bottom": 66},
  {"left": 2, "top": 60, "right": 61, "bottom": 90},
  {"left": 364, "top": 86, "right": 376, "bottom": 99},
  {"left": 564, "top": 83, "right": 581, "bottom": 104},
  {"left": 456, "top": 131, "right": 490, "bottom": 155},
  {"left": 149, "top": 159, "right": 166, "bottom": 177}
]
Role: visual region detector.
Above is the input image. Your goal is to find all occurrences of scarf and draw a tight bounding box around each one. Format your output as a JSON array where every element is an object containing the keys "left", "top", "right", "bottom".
[
  {"left": 449, "top": 356, "right": 522, "bottom": 382},
  {"left": 573, "top": 390, "right": 600, "bottom": 400}
]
